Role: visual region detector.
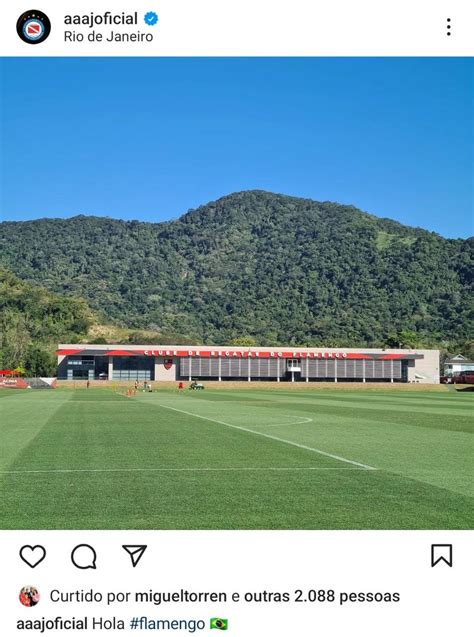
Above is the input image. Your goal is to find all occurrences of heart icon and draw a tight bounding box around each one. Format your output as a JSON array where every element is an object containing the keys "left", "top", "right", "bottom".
[{"left": 19, "top": 545, "right": 46, "bottom": 568}]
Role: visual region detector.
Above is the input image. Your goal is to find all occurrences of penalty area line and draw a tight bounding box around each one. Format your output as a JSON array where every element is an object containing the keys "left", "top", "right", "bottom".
[
  {"left": 156, "top": 403, "right": 378, "bottom": 471},
  {"left": 253, "top": 416, "right": 313, "bottom": 428}
]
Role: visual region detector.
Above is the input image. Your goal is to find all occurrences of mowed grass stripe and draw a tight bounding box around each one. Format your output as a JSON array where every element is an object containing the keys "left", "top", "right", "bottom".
[
  {"left": 0, "top": 390, "right": 32, "bottom": 399},
  {"left": 2, "top": 460, "right": 472, "bottom": 530},
  {"left": 190, "top": 389, "right": 473, "bottom": 414},
  {"left": 149, "top": 388, "right": 473, "bottom": 436},
  {"left": 0, "top": 388, "right": 472, "bottom": 529},
  {"left": 146, "top": 391, "right": 473, "bottom": 496},
  {"left": 231, "top": 397, "right": 473, "bottom": 434},
  {"left": 176, "top": 390, "right": 474, "bottom": 435},
  {"left": 153, "top": 402, "right": 377, "bottom": 470},
  {"left": 2, "top": 393, "right": 341, "bottom": 472},
  {"left": 238, "top": 389, "right": 472, "bottom": 406},
  {"left": 0, "top": 390, "right": 72, "bottom": 470},
  {"left": 235, "top": 395, "right": 473, "bottom": 417}
]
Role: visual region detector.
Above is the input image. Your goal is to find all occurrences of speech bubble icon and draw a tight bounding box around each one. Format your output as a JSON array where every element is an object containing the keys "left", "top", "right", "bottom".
[{"left": 71, "top": 544, "right": 97, "bottom": 570}]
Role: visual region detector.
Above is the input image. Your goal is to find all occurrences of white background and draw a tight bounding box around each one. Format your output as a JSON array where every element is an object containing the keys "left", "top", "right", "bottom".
[
  {"left": 1, "top": 2, "right": 472, "bottom": 635},
  {"left": 1, "top": 0, "right": 473, "bottom": 55},
  {"left": 2, "top": 530, "right": 472, "bottom": 636}
]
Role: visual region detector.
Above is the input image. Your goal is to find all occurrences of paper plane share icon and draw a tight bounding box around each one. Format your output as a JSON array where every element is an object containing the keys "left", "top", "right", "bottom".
[{"left": 122, "top": 545, "right": 147, "bottom": 567}]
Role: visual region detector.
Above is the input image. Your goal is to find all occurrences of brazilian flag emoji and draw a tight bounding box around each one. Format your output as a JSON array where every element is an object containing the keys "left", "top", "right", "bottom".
[{"left": 210, "top": 617, "right": 228, "bottom": 630}]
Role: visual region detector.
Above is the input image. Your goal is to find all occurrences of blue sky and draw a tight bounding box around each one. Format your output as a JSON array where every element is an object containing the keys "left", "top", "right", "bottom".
[{"left": 1, "top": 57, "right": 472, "bottom": 237}]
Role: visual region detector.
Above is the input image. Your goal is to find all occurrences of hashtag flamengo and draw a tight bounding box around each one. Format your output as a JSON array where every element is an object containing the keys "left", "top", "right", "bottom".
[{"left": 130, "top": 617, "right": 206, "bottom": 631}]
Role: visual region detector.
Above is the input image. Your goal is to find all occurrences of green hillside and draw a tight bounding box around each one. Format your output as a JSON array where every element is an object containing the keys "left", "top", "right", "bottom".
[
  {"left": 0, "top": 269, "right": 94, "bottom": 375},
  {"left": 1, "top": 191, "right": 472, "bottom": 348}
]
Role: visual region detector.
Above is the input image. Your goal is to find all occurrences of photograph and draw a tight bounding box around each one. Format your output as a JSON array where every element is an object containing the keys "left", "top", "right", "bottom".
[{"left": 0, "top": 57, "right": 472, "bottom": 530}]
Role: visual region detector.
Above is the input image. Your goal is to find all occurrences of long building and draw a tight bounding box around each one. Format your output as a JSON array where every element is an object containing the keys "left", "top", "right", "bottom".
[{"left": 57, "top": 345, "right": 440, "bottom": 384}]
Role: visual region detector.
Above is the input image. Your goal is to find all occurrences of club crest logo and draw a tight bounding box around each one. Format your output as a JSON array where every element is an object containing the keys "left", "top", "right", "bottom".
[
  {"left": 163, "top": 359, "right": 173, "bottom": 370},
  {"left": 17, "top": 10, "right": 51, "bottom": 44}
]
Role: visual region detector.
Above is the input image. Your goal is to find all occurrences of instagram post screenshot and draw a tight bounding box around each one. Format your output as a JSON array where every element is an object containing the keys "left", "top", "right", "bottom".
[{"left": 0, "top": 1, "right": 473, "bottom": 635}]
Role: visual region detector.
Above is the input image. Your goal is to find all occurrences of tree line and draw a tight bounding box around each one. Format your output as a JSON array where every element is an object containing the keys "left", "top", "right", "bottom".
[{"left": 0, "top": 191, "right": 472, "bottom": 375}]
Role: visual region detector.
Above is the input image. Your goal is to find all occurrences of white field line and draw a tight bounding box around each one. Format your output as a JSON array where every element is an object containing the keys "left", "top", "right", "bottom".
[
  {"left": 156, "top": 403, "right": 377, "bottom": 470},
  {"left": 253, "top": 416, "right": 313, "bottom": 428},
  {"left": 0, "top": 467, "right": 366, "bottom": 475}
]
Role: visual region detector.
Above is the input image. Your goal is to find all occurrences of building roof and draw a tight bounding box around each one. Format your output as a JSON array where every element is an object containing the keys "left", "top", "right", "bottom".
[{"left": 57, "top": 344, "right": 430, "bottom": 360}]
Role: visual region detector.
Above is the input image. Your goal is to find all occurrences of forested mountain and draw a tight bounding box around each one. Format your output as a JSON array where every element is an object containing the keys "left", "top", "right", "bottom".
[
  {"left": 0, "top": 269, "right": 94, "bottom": 374},
  {"left": 1, "top": 191, "right": 472, "bottom": 350}
]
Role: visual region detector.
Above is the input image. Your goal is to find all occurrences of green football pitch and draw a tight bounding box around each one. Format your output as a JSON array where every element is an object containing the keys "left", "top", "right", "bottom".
[{"left": 0, "top": 387, "right": 472, "bottom": 529}]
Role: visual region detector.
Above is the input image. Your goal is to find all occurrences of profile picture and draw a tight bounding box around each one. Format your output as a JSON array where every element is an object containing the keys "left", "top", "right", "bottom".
[{"left": 19, "top": 586, "right": 40, "bottom": 607}]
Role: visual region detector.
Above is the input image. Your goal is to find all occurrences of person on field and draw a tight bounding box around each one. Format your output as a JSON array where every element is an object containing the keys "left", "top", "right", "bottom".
[
  {"left": 178, "top": 381, "right": 184, "bottom": 391},
  {"left": 86, "top": 380, "right": 90, "bottom": 389}
]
